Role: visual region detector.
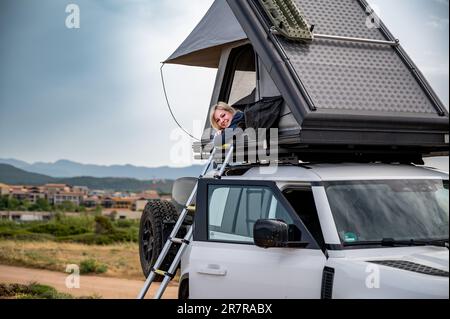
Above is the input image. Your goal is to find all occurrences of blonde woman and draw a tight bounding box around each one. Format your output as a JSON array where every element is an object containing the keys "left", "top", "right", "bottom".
[{"left": 209, "top": 102, "right": 245, "bottom": 135}]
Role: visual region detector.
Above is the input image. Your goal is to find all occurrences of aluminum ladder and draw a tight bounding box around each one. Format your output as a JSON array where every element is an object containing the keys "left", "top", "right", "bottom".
[{"left": 137, "top": 144, "right": 234, "bottom": 299}]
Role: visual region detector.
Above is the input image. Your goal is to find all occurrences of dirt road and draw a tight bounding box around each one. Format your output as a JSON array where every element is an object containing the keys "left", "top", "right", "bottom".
[{"left": 0, "top": 265, "right": 178, "bottom": 299}]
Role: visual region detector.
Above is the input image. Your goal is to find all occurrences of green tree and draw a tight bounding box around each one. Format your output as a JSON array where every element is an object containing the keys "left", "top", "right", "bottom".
[
  {"left": 18, "top": 199, "right": 31, "bottom": 211},
  {"left": 53, "top": 211, "right": 64, "bottom": 222},
  {"left": 56, "top": 201, "right": 77, "bottom": 212},
  {"left": 0, "top": 196, "right": 9, "bottom": 210},
  {"left": 34, "top": 198, "right": 52, "bottom": 212},
  {"left": 76, "top": 205, "right": 87, "bottom": 213},
  {"left": 30, "top": 198, "right": 50, "bottom": 212},
  {"left": 8, "top": 197, "right": 20, "bottom": 210}
]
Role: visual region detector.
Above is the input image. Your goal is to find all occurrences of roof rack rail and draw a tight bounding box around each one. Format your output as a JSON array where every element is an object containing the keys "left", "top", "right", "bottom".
[
  {"left": 260, "top": 0, "right": 400, "bottom": 46},
  {"left": 193, "top": 140, "right": 434, "bottom": 165}
]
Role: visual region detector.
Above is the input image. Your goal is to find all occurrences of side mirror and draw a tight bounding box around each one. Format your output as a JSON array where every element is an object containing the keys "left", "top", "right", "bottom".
[
  {"left": 253, "top": 219, "right": 289, "bottom": 248},
  {"left": 254, "top": 219, "right": 309, "bottom": 249},
  {"left": 172, "top": 177, "right": 198, "bottom": 206}
]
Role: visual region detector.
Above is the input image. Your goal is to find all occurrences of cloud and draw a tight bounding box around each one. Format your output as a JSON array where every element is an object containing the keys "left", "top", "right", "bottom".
[
  {"left": 432, "top": 0, "right": 449, "bottom": 6},
  {"left": 0, "top": 0, "right": 216, "bottom": 166},
  {"left": 1, "top": 0, "right": 448, "bottom": 166},
  {"left": 426, "top": 15, "right": 450, "bottom": 29},
  {"left": 421, "top": 64, "right": 450, "bottom": 77}
]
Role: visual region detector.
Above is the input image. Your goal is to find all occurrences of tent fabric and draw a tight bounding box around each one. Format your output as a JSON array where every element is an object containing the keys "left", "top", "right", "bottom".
[
  {"left": 242, "top": 96, "right": 284, "bottom": 130},
  {"left": 164, "top": 0, "right": 247, "bottom": 68}
]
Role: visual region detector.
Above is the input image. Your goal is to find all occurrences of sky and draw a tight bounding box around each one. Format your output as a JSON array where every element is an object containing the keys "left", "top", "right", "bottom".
[{"left": 0, "top": 0, "right": 448, "bottom": 167}]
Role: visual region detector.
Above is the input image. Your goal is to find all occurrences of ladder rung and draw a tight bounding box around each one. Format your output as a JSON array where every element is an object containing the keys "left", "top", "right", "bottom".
[
  {"left": 153, "top": 269, "right": 175, "bottom": 279},
  {"left": 185, "top": 205, "right": 196, "bottom": 215},
  {"left": 170, "top": 237, "right": 190, "bottom": 245}
]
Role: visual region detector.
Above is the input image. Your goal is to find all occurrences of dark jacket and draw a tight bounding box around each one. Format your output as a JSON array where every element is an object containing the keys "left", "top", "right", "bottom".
[
  {"left": 228, "top": 111, "right": 245, "bottom": 130},
  {"left": 213, "top": 111, "right": 246, "bottom": 146}
]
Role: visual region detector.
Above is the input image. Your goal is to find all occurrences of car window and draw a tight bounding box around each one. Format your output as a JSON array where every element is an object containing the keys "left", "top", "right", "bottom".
[
  {"left": 326, "top": 179, "right": 449, "bottom": 243},
  {"left": 208, "top": 185, "right": 293, "bottom": 243}
]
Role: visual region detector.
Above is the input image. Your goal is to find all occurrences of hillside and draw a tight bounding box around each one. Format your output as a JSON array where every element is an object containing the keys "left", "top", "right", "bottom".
[
  {"left": 0, "top": 164, "right": 57, "bottom": 185},
  {"left": 0, "top": 158, "right": 204, "bottom": 180},
  {"left": 0, "top": 164, "right": 173, "bottom": 193}
]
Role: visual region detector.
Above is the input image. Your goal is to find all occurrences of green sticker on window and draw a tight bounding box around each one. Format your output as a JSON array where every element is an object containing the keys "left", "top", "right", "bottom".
[{"left": 344, "top": 232, "right": 358, "bottom": 242}]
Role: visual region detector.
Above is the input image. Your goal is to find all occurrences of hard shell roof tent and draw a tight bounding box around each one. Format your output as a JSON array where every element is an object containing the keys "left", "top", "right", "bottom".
[{"left": 165, "top": 0, "right": 449, "bottom": 163}]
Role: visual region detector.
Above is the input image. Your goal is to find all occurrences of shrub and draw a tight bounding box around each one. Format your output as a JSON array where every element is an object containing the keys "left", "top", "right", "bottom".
[
  {"left": 0, "top": 220, "right": 22, "bottom": 231},
  {"left": 114, "top": 219, "right": 138, "bottom": 228},
  {"left": 0, "top": 283, "right": 31, "bottom": 297},
  {"left": 94, "top": 216, "right": 114, "bottom": 234},
  {"left": 109, "top": 211, "right": 118, "bottom": 221},
  {"left": 28, "top": 222, "right": 90, "bottom": 237},
  {"left": 0, "top": 215, "right": 138, "bottom": 244},
  {"left": 5, "top": 232, "right": 55, "bottom": 242},
  {"left": 0, "top": 283, "right": 74, "bottom": 299},
  {"left": 79, "top": 259, "right": 108, "bottom": 274}
]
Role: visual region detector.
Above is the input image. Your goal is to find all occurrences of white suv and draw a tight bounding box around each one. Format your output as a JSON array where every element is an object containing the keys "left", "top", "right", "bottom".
[{"left": 175, "top": 163, "right": 448, "bottom": 299}]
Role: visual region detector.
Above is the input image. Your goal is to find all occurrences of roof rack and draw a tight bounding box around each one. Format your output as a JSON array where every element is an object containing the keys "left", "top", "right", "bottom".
[
  {"left": 259, "top": 0, "right": 313, "bottom": 41},
  {"left": 193, "top": 140, "right": 430, "bottom": 165},
  {"left": 260, "top": 0, "right": 399, "bottom": 46}
]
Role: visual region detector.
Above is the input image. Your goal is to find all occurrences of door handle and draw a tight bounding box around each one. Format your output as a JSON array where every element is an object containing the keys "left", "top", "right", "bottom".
[{"left": 197, "top": 264, "right": 227, "bottom": 276}]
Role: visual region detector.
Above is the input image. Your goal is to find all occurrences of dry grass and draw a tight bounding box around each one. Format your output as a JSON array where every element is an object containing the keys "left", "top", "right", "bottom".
[{"left": 0, "top": 240, "right": 144, "bottom": 280}]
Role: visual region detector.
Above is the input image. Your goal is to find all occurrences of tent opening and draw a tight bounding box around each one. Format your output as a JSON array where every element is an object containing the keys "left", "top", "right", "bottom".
[{"left": 219, "top": 44, "right": 256, "bottom": 106}]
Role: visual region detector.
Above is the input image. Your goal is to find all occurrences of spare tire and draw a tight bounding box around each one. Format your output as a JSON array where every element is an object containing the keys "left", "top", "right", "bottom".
[{"left": 138, "top": 200, "right": 179, "bottom": 281}]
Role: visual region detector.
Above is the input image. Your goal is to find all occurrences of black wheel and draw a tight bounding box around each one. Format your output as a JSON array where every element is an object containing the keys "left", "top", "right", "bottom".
[
  {"left": 139, "top": 200, "right": 178, "bottom": 281},
  {"left": 178, "top": 279, "right": 189, "bottom": 300}
]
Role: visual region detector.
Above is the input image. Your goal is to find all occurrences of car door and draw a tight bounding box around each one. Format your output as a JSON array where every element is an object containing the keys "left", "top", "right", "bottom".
[{"left": 189, "top": 179, "right": 326, "bottom": 299}]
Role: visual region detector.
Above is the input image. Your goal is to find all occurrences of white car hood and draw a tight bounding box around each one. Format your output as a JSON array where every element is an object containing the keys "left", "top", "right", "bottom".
[
  {"left": 337, "top": 246, "right": 449, "bottom": 270},
  {"left": 327, "top": 246, "right": 449, "bottom": 298}
]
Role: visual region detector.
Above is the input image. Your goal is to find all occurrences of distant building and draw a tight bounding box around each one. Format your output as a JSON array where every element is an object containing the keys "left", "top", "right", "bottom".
[
  {"left": 142, "top": 190, "right": 159, "bottom": 198},
  {"left": 102, "top": 197, "right": 114, "bottom": 208},
  {"left": 83, "top": 196, "right": 100, "bottom": 208},
  {"left": 51, "top": 192, "right": 83, "bottom": 206},
  {"left": 73, "top": 186, "right": 89, "bottom": 196},
  {"left": 102, "top": 208, "right": 141, "bottom": 220},
  {"left": 112, "top": 197, "right": 134, "bottom": 209},
  {"left": 0, "top": 211, "right": 51, "bottom": 222},
  {"left": 89, "top": 190, "right": 106, "bottom": 196},
  {"left": 45, "top": 184, "right": 71, "bottom": 193},
  {"left": 9, "top": 186, "right": 28, "bottom": 201},
  {"left": 43, "top": 184, "right": 84, "bottom": 206},
  {"left": 0, "top": 182, "right": 168, "bottom": 214},
  {"left": 0, "top": 183, "right": 10, "bottom": 196},
  {"left": 133, "top": 198, "right": 149, "bottom": 211},
  {"left": 160, "top": 194, "right": 172, "bottom": 202},
  {"left": 25, "top": 186, "right": 46, "bottom": 204}
]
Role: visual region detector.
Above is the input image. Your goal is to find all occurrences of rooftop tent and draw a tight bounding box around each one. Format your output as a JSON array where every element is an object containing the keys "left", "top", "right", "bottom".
[
  {"left": 226, "top": 0, "right": 449, "bottom": 159},
  {"left": 164, "top": 0, "right": 247, "bottom": 68},
  {"left": 170, "top": 0, "right": 448, "bottom": 162}
]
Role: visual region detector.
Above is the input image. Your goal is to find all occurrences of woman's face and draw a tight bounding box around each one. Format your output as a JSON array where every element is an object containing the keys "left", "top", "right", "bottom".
[{"left": 213, "top": 109, "right": 233, "bottom": 129}]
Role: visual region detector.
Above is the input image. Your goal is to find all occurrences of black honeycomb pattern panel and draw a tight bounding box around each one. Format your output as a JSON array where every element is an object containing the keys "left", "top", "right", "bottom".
[
  {"left": 296, "top": 0, "right": 385, "bottom": 39},
  {"left": 279, "top": 0, "right": 437, "bottom": 114},
  {"left": 369, "top": 260, "right": 449, "bottom": 277}
]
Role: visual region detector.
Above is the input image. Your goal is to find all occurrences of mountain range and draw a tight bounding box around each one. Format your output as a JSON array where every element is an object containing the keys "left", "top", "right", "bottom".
[
  {"left": 0, "top": 164, "right": 173, "bottom": 193},
  {"left": 0, "top": 158, "right": 203, "bottom": 180}
]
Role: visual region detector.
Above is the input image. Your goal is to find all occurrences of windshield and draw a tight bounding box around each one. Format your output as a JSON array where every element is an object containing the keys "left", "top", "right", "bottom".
[{"left": 325, "top": 179, "right": 449, "bottom": 244}]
